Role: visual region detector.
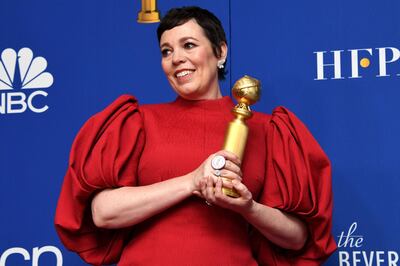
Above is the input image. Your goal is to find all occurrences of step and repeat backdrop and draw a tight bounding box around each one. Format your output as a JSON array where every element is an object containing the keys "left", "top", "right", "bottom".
[{"left": 1, "top": 0, "right": 399, "bottom": 265}]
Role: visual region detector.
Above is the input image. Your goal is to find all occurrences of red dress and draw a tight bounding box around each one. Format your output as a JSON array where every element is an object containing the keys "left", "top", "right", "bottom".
[{"left": 55, "top": 95, "right": 336, "bottom": 265}]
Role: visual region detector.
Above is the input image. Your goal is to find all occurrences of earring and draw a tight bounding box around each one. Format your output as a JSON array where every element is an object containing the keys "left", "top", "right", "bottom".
[{"left": 217, "top": 59, "right": 225, "bottom": 69}]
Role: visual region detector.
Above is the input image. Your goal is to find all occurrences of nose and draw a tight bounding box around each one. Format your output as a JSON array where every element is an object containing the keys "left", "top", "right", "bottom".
[{"left": 171, "top": 49, "right": 186, "bottom": 65}]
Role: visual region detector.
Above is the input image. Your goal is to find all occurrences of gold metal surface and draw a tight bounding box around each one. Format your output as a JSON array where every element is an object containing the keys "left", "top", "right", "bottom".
[
  {"left": 222, "top": 75, "right": 261, "bottom": 198},
  {"left": 137, "top": 0, "right": 160, "bottom": 23},
  {"left": 232, "top": 75, "right": 261, "bottom": 106},
  {"left": 223, "top": 118, "right": 249, "bottom": 160}
]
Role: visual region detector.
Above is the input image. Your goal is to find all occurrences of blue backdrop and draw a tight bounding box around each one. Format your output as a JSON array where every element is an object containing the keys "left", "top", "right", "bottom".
[{"left": 1, "top": 0, "right": 399, "bottom": 265}]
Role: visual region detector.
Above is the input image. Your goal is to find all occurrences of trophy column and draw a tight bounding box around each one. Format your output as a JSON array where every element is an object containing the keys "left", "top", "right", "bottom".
[{"left": 222, "top": 75, "right": 261, "bottom": 197}]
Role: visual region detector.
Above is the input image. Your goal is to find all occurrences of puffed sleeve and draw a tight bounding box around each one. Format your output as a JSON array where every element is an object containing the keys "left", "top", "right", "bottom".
[
  {"left": 54, "top": 95, "right": 145, "bottom": 265},
  {"left": 252, "top": 107, "right": 336, "bottom": 266}
]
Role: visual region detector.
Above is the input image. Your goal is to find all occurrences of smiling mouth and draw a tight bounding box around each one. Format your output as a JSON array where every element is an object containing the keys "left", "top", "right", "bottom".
[{"left": 176, "top": 70, "right": 195, "bottom": 78}]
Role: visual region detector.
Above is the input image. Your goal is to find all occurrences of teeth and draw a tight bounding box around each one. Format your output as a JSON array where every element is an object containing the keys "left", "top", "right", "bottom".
[{"left": 176, "top": 70, "right": 193, "bottom": 77}]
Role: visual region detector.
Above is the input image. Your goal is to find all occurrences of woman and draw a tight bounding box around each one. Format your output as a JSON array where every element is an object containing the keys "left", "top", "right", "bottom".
[{"left": 55, "top": 6, "right": 336, "bottom": 266}]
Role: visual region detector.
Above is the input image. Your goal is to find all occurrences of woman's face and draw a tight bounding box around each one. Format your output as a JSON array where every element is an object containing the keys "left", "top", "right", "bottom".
[{"left": 160, "top": 19, "right": 226, "bottom": 100}]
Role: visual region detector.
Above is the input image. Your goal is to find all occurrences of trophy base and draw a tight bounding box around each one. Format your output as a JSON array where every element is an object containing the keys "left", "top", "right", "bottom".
[{"left": 137, "top": 11, "right": 160, "bottom": 23}]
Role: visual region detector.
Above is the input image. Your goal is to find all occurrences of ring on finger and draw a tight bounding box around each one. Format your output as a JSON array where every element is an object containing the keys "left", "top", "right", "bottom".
[
  {"left": 214, "top": 169, "right": 221, "bottom": 177},
  {"left": 211, "top": 155, "right": 226, "bottom": 170}
]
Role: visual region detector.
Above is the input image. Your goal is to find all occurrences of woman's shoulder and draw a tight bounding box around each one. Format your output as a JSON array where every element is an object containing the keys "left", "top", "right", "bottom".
[
  {"left": 91, "top": 94, "right": 139, "bottom": 118},
  {"left": 74, "top": 94, "right": 144, "bottom": 144},
  {"left": 140, "top": 101, "right": 174, "bottom": 112},
  {"left": 107, "top": 94, "right": 138, "bottom": 107},
  {"left": 249, "top": 109, "right": 275, "bottom": 128},
  {"left": 139, "top": 98, "right": 183, "bottom": 118},
  {"left": 97, "top": 94, "right": 174, "bottom": 116},
  {"left": 250, "top": 106, "right": 315, "bottom": 140},
  {"left": 252, "top": 110, "right": 271, "bottom": 121},
  {"left": 251, "top": 106, "right": 304, "bottom": 125}
]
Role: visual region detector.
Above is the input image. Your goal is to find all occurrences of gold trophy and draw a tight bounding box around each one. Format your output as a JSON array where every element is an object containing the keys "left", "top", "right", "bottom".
[
  {"left": 137, "top": 0, "right": 160, "bottom": 23},
  {"left": 222, "top": 75, "right": 261, "bottom": 197}
]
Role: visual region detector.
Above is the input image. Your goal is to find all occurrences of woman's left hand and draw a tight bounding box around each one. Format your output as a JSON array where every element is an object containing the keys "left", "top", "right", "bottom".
[{"left": 200, "top": 176, "right": 254, "bottom": 215}]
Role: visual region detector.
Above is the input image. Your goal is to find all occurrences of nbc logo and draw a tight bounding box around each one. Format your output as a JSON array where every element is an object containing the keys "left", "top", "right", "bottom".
[{"left": 0, "top": 47, "right": 54, "bottom": 114}]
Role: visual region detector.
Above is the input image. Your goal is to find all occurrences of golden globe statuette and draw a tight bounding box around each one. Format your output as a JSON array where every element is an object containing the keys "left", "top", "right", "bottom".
[
  {"left": 137, "top": 0, "right": 160, "bottom": 23},
  {"left": 222, "top": 75, "right": 261, "bottom": 197}
]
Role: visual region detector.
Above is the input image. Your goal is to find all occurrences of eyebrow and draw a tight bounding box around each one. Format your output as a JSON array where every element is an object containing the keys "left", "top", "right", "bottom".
[{"left": 160, "top": 36, "right": 200, "bottom": 49}]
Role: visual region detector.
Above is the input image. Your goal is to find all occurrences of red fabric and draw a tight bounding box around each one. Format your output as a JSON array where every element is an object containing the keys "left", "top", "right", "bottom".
[
  {"left": 55, "top": 95, "right": 336, "bottom": 265},
  {"left": 55, "top": 95, "right": 145, "bottom": 265},
  {"left": 252, "top": 107, "right": 337, "bottom": 265}
]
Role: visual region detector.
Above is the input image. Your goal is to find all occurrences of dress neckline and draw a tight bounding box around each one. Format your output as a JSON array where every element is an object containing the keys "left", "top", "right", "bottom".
[{"left": 172, "top": 96, "right": 234, "bottom": 112}]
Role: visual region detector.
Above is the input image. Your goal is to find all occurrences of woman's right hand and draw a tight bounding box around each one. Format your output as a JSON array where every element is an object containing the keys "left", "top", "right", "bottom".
[{"left": 190, "top": 150, "right": 243, "bottom": 197}]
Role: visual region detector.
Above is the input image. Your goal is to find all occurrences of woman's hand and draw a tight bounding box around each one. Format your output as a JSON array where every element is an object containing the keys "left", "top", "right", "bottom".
[
  {"left": 200, "top": 175, "right": 254, "bottom": 215},
  {"left": 199, "top": 169, "right": 308, "bottom": 250},
  {"left": 191, "top": 150, "right": 254, "bottom": 215},
  {"left": 190, "top": 150, "right": 242, "bottom": 197}
]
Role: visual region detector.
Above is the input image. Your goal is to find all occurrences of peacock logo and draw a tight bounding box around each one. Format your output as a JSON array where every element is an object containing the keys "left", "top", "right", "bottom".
[{"left": 0, "top": 47, "right": 54, "bottom": 114}]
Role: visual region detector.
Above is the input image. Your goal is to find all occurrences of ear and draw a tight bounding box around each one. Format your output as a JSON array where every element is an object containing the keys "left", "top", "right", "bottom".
[{"left": 219, "top": 42, "right": 228, "bottom": 60}]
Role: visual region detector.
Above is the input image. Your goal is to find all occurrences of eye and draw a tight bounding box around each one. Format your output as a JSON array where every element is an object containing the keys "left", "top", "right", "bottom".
[
  {"left": 184, "top": 42, "right": 196, "bottom": 49},
  {"left": 161, "top": 48, "right": 171, "bottom": 57}
]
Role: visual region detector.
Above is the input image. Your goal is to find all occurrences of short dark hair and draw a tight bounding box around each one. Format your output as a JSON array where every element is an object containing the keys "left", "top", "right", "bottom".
[{"left": 157, "top": 6, "right": 227, "bottom": 80}]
